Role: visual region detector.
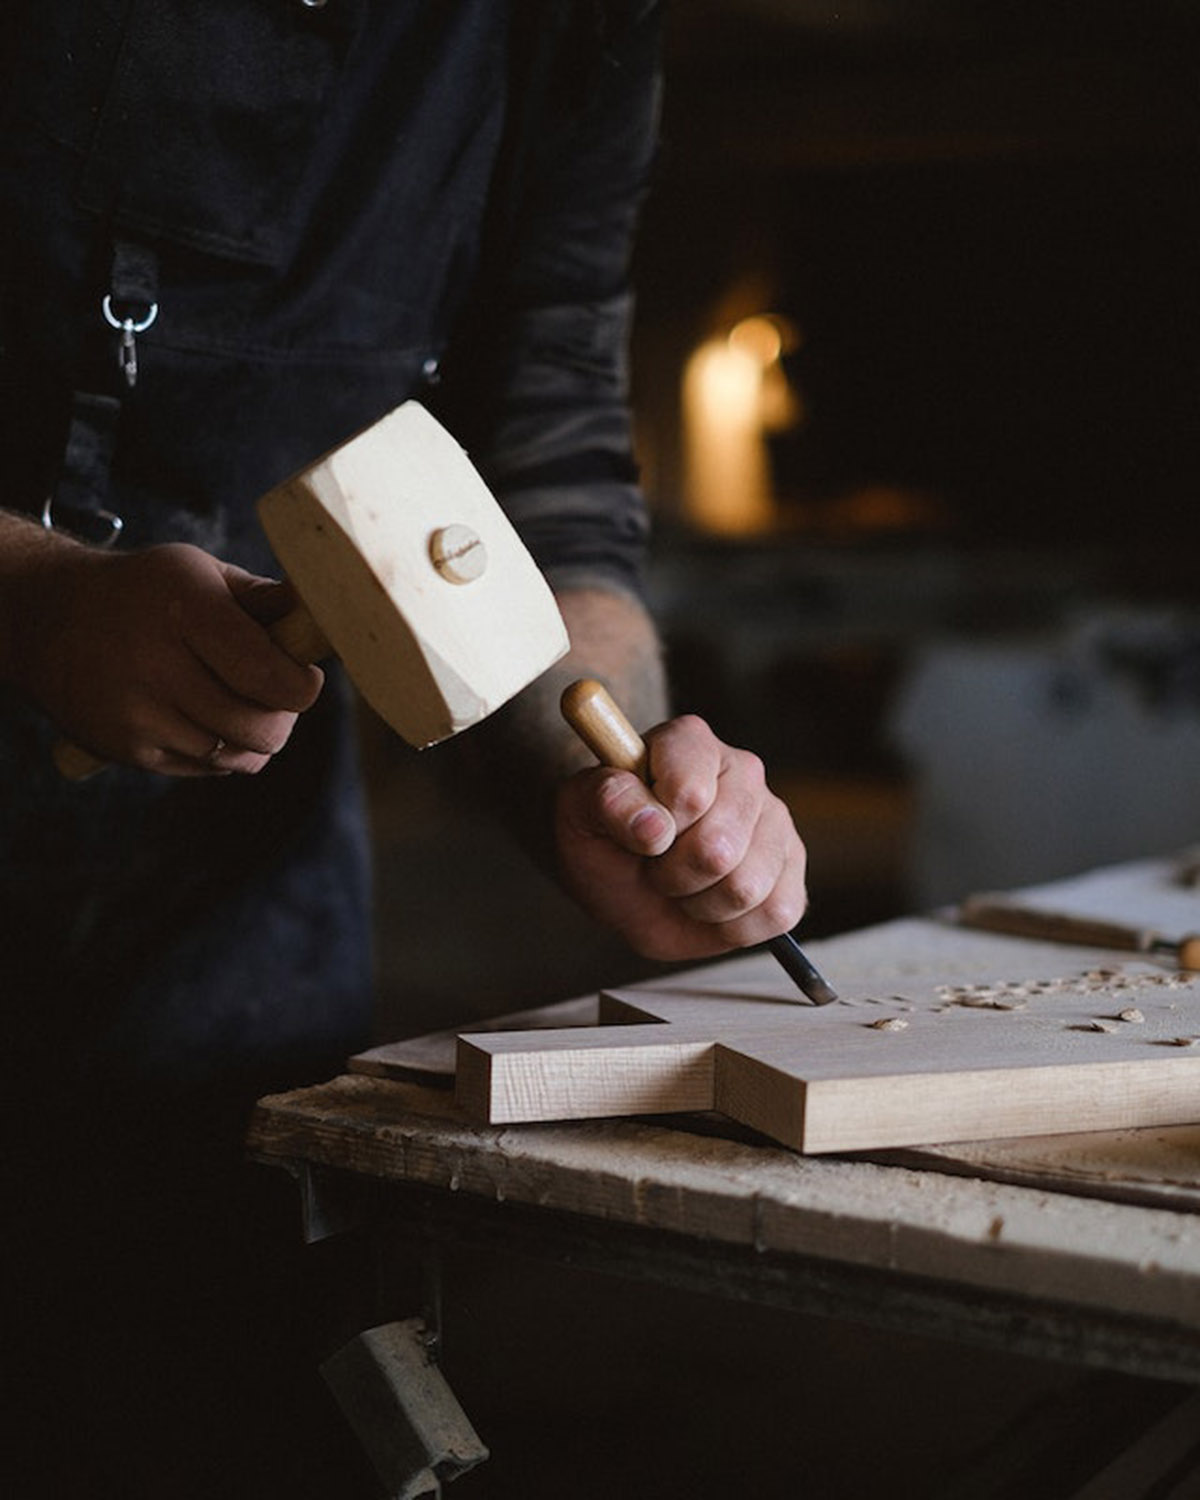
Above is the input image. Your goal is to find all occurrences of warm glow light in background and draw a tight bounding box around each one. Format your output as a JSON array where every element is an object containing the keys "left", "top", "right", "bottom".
[{"left": 681, "top": 313, "right": 802, "bottom": 535}]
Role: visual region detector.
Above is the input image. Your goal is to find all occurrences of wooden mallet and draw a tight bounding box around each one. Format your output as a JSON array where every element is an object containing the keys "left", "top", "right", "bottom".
[{"left": 54, "top": 401, "right": 570, "bottom": 777}]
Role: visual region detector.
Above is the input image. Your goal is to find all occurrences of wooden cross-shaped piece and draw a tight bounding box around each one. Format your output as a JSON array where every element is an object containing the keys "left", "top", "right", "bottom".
[{"left": 455, "top": 921, "right": 1200, "bottom": 1154}]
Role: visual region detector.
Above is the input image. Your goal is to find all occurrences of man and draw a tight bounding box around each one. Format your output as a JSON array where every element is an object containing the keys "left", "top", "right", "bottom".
[{"left": 1, "top": 3, "right": 807, "bottom": 1493}]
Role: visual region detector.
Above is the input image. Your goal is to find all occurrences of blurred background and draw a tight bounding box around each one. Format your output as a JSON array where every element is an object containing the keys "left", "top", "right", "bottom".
[{"left": 368, "top": 0, "right": 1200, "bottom": 1043}]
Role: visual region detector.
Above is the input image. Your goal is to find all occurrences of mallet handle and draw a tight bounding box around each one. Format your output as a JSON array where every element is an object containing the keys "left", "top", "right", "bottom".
[{"left": 53, "top": 601, "right": 331, "bottom": 780}]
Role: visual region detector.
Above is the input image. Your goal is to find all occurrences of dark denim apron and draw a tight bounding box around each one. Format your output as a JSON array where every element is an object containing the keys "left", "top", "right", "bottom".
[
  {"left": 0, "top": 0, "right": 520, "bottom": 1107},
  {"left": 0, "top": 7, "right": 662, "bottom": 1487},
  {"left": 0, "top": 7, "right": 515, "bottom": 1491}
]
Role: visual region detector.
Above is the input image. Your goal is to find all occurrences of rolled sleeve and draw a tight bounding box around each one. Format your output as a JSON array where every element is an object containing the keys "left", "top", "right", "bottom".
[{"left": 437, "top": 2, "right": 664, "bottom": 599}]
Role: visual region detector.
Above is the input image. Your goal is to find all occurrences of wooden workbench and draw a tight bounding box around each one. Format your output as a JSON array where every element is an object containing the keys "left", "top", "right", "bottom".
[{"left": 249, "top": 853, "right": 1200, "bottom": 1495}]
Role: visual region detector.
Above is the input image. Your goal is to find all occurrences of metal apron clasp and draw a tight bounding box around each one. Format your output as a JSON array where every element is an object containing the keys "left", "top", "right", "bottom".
[{"left": 102, "top": 295, "right": 158, "bottom": 389}]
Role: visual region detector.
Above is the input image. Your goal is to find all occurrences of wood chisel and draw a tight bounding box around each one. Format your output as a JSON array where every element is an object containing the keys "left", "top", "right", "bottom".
[
  {"left": 560, "top": 677, "right": 838, "bottom": 1005},
  {"left": 958, "top": 894, "right": 1200, "bottom": 970}
]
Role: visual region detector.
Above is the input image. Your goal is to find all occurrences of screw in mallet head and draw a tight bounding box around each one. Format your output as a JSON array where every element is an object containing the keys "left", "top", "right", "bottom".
[{"left": 429, "top": 524, "right": 487, "bottom": 584}]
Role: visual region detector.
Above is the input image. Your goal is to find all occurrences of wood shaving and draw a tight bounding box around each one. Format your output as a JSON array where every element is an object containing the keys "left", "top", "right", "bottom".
[
  {"left": 1117, "top": 1008, "right": 1145, "bottom": 1024},
  {"left": 866, "top": 1017, "right": 909, "bottom": 1032},
  {"left": 951, "top": 995, "right": 1028, "bottom": 1011},
  {"left": 1157, "top": 1036, "right": 1199, "bottom": 1048},
  {"left": 1069, "top": 1020, "right": 1117, "bottom": 1034}
]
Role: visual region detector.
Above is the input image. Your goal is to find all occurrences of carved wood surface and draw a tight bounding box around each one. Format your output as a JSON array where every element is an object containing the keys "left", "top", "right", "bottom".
[{"left": 354, "top": 853, "right": 1200, "bottom": 1173}]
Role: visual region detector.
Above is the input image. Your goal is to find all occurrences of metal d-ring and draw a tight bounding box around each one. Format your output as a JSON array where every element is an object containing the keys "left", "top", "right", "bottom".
[{"left": 42, "top": 494, "right": 125, "bottom": 548}]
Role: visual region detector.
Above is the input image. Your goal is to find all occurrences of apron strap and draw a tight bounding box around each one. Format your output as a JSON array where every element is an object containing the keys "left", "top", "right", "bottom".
[{"left": 44, "top": 239, "right": 158, "bottom": 544}]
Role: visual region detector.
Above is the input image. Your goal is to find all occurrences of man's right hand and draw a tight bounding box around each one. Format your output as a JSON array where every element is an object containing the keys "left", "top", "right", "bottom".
[{"left": 4, "top": 528, "right": 323, "bottom": 776}]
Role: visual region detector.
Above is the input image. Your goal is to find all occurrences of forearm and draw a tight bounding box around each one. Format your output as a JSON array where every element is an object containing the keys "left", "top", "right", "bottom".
[
  {"left": 0, "top": 507, "right": 91, "bottom": 690},
  {"left": 497, "top": 584, "right": 668, "bottom": 779},
  {"left": 443, "top": 583, "right": 668, "bottom": 867}
]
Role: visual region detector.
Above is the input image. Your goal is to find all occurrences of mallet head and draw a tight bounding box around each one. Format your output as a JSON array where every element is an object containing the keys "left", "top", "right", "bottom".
[{"left": 257, "top": 401, "right": 569, "bottom": 748}]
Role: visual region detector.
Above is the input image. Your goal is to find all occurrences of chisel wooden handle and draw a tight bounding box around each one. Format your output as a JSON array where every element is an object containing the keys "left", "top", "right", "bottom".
[
  {"left": 560, "top": 677, "right": 838, "bottom": 1005},
  {"left": 560, "top": 678, "right": 648, "bottom": 779},
  {"left": 959, "top": 895, "right": 1200, "bottom": 970},
  {"left": 53, "top": 601, "right": 331, "bottom": 780}
]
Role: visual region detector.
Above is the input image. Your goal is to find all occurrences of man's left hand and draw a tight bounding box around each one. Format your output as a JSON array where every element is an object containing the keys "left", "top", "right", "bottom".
[{"left": 555, "top": 712, "right": 808, "bottom": 963}]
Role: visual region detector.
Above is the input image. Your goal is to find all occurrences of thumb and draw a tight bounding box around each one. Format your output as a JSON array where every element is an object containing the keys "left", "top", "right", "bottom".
[
  {"left": 562, "top": 766, "right": 677, "bottom": 857},
  {"left": 218, "top": 565, "right": 298, "bottom": 627}
]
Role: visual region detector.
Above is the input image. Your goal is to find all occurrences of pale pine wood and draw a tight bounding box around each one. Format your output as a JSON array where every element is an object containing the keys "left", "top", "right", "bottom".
[
  {"left": 358, "top": 1011, "right": 1200, "bottom": 1208},
  {"left": 457, "top": 1023, "right": 715, "bottom": 1124},
  {"left": 257, "top": 401, "right": 568, "bottom": 747},
  {"left": 457, "top": 954, "right": 1200, "bottom": 1153},
  {"left": 454, "top": 852, "right": 1200, "bottom": 1153}
]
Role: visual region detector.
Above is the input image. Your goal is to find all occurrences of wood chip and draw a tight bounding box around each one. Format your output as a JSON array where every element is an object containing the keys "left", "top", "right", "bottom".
[
  {"left": 866, "top": 1017, "right": 909, "bottom": 1032},
  {"left": 1117, "top": 1008, "right": 1145, "bottom": 1024}
]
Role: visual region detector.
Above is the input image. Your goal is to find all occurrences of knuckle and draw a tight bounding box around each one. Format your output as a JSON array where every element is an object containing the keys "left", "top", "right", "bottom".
[
  {"left": 673, "top": 712, "right": 709, "bottom": 738},
  {"left": 670, "top": 782, "right": 710, "bottom": 825},
  {"left": 134, "top": 744, "right": 171, "bottom": 773},
  {"left": 764, "top": 882, "right": 808, "bottom": 932},
  {"left": 734, "top": 746, "right": 767, "bottom": 788},
  {"left": 258, "top": 713, "right": 297, "bottom": 755},
  {"left": 686, "top": 829, "right": 740, "bottom": 884},
  {"left": 723, "top": 863, "right": 775, "bottom": 914}
]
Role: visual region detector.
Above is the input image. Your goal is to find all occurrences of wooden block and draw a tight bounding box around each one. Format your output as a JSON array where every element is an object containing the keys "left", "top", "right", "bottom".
[
  {"left": 456, "top": 1023, "right": 715, "bottom": 1124},
  {"left": 455, "top": 919, "right": 1200, "bottom": 1154},
  {"left": 258, "top": 401, "right": 568, "bottom": 747}
]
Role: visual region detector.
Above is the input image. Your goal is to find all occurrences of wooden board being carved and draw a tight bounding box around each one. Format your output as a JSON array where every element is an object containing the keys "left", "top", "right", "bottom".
[{"left": 454, "top": 918, "right": 1200, "bottom": 1154}]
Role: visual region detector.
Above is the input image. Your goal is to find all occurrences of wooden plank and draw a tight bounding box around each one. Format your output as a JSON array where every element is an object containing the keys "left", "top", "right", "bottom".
[
  {"left": 456, "top": 1024, "right": 715, "bottom": 1124},
  {"left": 453, "top": 898, "right": 1200, "bottom": 1153},
  {"left": 961, "top": 851, "right": 1200, "bottom": 939},
  {"left": 359, "top": 1013, "right": 1200, "bottom": 1210},
  {"left": 354, "top": 853, "right": 1200, "bottom": 1171}
]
